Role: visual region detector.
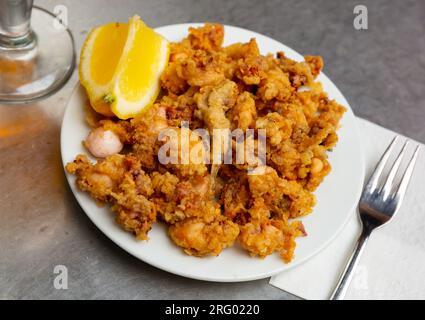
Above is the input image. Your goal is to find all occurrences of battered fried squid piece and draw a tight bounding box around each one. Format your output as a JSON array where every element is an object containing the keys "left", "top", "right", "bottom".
[
  {"left": 237, "top": 196, "right": 307, "bottom": 261},
  {"left": 111, "top": 172, "right": 156, "bottom": 240},
  {"left": 256, "top": 112, "right": 292, "bottom": 146},
  {"left": 177, "top": 54, "right": 225, "bottom": 87},
  {"left": 195, "top": 79, "right": 238, "bottom": 131},
  {"left": 169, "top": 215, "right": 239, "bottom": 257},
  {"left": 238, "top": 218, "right": 306, "bottom": 262},
  {"left": 66, "top": 154, "right": 157, "bottom": 240},
  {"left": 230, "top": 92, "right": 257, "bottom": 130},
  {"left": 66, "top": 154, "right": 126, "bottom": 202},
  {"left": 158, "top": 91, "right": 198, "bottom": 127},
  {"left": 158, "top": 126, "right": 208, "bottom": 177},
  {"left": 188, "top": 23, "right": 224, "bottom": 51},
  {"left": 247, "top": 166, "right": 316, "bottom": 219},
  {"left": 304, "top": 55, "right": 324, "bottom": 77},
  {"left": 257, "top": 68, "right": 293, "bottom": 102},
  {"left": 151, "top": 172, "right": 213, "bottom": 223},
  {"left": 160, "top": 61, "right": 188, "bottom": 95},
  {"left": 67, "top": 23, "right": 346, "bottom": 262},
  {"left": 97, "top": 119, "right": 131, "bottom": 143},
  {"left": 235, "top": 53, "right": 267, "bottom": 85},
  {"left": 224, "top": 38, "right": 260, "bottom": 60},
  {"left": 276, "top": 51, "right": 315, "bottom": 88},
  {"left": 238, "top": 219, "right": 283, "bottom": 258},
  {"left": 221, "top": 177, "right": 250, "bottom": 223},
  {"left": 127, "top": 105, "right": 169, "bottom": 169}
]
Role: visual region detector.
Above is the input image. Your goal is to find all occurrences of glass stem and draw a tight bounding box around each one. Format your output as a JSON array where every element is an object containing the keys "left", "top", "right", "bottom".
[{"left": 0, "top": 0, "right": 35, "bottom": 48}]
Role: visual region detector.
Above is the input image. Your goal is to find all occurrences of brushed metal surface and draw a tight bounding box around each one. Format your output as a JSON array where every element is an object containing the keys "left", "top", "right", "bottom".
[{"left": 1, "top": 0, "right": 424, "bottom": 300}]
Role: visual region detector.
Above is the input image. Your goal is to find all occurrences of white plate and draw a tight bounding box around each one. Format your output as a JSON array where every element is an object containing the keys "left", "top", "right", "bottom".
[{"left": 61, "top": 23, "right": 365, "bottom": 282}]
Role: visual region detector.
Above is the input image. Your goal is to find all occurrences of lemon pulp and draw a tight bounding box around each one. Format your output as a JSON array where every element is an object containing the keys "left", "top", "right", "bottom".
[
  {"left": 79, "top": 16, "right": 169, "bottom": 119},
  {"left": 90, "top": 23, "right": 128, "bottom": 86}
]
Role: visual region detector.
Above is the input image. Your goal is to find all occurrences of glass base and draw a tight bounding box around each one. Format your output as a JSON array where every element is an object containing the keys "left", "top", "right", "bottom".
[{"left": 0, "top": 6, "right": 76, "bottom": 103}]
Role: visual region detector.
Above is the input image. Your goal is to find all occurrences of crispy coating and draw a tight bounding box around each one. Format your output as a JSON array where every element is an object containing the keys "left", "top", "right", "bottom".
[
  {"left": 195, "top": 79, "right": 238, "bottom": 131},
  {"left": 158, "top": 126, "right": 208, "bottom": 178},
  {"left": 230, "top": 92, "right": 257, "bottom": 130},
  {"left": 188, "top": 23, "right": 224, "bottom": 51},
  {"left": 67, "top": 24, "right": 345, "bottom": 261},
  {"left": 66, "top": 154, "right": 156, "bottom": 240},
  {"left": 169, "top": 215, "right": 239, "bottom": 257}
]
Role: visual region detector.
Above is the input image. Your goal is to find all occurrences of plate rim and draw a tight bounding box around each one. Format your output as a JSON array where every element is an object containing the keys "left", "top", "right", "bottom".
[{"left": 61, "top": 23, "right": 365, "bottom": 282}]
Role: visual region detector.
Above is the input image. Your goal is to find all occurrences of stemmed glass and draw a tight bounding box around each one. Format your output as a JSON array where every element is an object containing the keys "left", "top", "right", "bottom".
[{"left": 0, "top": 0, "right": 75, "bottom": 103}]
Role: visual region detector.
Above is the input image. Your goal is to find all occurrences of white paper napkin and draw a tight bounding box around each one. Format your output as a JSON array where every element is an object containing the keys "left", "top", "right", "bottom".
[{"left": 269, "top": 118, "right": 425, "bottom": 300}]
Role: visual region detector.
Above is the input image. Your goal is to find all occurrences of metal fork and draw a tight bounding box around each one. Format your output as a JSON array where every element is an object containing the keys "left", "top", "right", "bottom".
[{"left": 330, "top": 136, "right": 420, "bottom": 300}]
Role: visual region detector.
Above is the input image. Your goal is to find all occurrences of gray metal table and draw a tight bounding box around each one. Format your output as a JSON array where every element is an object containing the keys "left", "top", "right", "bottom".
[{"left": 1, "top": 0, "right": 424, "bottom": 299}]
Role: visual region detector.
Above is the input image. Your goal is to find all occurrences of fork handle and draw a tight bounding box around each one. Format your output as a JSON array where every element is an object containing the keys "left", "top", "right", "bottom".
[{"left": 330, "top": 229, "right": 371, "bottom": 300}]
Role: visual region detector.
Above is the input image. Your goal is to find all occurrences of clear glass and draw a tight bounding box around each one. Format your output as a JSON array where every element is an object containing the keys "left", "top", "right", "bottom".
[{"left": 0, "top": 1, "right": 75, "bottom": 103}]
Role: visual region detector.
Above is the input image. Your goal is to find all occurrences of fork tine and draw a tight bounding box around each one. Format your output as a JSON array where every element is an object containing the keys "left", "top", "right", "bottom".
[
  {"left": 393, "top": 145, "right": 420, "bottom": 207},
  {"left": 365, "top": 136, "right": 398, "bottom": 191},
  {"left": 381, "top": 140, "right": 409, "bottom": 199}
]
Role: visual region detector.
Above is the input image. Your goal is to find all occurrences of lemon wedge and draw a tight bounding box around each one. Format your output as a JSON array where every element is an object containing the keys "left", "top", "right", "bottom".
[{"left": 79, "top": 15, "right": 169, "bottom": 119}]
